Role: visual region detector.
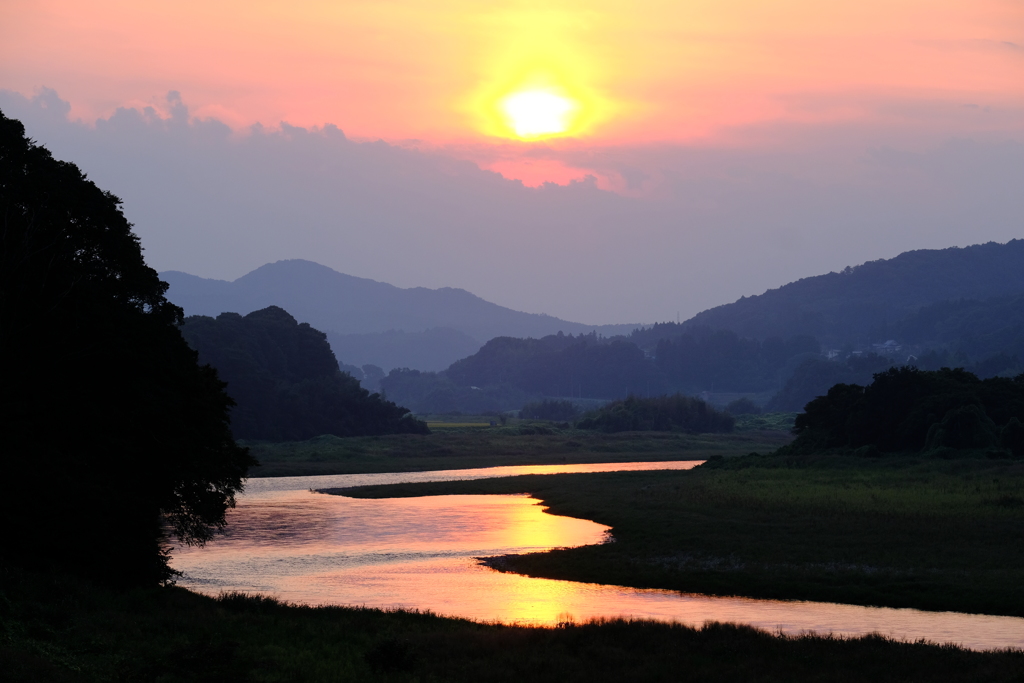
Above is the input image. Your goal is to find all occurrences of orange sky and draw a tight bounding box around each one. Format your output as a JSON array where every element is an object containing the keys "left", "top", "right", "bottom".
[{"left": 2, "top": 0, "right": 1023, "bottom": 179}]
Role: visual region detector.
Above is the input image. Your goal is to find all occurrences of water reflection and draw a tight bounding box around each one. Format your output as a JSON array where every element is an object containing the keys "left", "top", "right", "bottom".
[
  {"left": 172, "top": 462, "right": 1024, "bottom": 651},
  {"left": 241, "top": 460, "right": 706, "bottom": 497}
]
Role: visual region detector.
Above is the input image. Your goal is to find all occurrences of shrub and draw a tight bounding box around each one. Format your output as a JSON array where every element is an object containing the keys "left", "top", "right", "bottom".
[
  {"left": 520, "top": 399, "right": 580, "bottom": 421},
  {"left": 726, "top": 397, "right": 762, "bottom": 415},
  {"left": 577, "top": 394, "right": 734, "bottom": 433}
]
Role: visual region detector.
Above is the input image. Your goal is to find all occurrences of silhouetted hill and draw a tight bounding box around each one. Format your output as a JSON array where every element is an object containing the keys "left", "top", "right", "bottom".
[
  {"left": 375, "top": 240, "right": 1024, "bottom": 414},
  {"left": 678, "top": 240, "right": 1024, "bottom": 346},
  {"left": 162, "top": 260, "right": 639, "bottom": 370},
  {"left": 180, "top": 306, "right": 427, "bottom": 440}
]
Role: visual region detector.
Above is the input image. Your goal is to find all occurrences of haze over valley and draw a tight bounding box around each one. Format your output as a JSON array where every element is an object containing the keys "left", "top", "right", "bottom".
[{"left": 165, "top": 240, "right": 1024, "bottom": 416}]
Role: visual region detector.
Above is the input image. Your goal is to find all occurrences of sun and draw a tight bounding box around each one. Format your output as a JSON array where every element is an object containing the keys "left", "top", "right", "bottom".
[
  {"left": 500, "top": 89, "right": 577, "bottom": 139},
  {"left": 468, "top": 63, "right": 609, "bottom": 141}
]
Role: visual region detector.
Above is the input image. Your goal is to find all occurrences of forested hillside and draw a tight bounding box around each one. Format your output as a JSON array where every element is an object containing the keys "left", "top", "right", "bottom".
[
  {"left": 181, "top": 306, "right": 427, "bottom": 440},
  {"left": 446, "top": 333, "right": 666, "bottom": 398},
  {"left": 380, "top": 329, "right": 818, "bottom": 413},
  {"left": 679, "top": 241, "right": 1024, "bottom": 346},
  {"left": 890, "top": 295, "right": 1024, "bottom": 361},
  {"left": 653, "top": 329, "right": 820, "bottom": 393},
  {"left": 381, "top": 292, "right": 1024, "bottom": 415}
]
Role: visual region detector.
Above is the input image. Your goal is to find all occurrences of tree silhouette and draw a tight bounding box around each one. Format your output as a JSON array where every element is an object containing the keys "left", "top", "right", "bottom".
[
  {"left": 180, "top": 307, "right": 429, "bottom": 440},
  {"left": 786, "top": 366, "right": 1024, "bottom": 456},
  {"left": 0, "top": 110, "right": 254, "bottom": 584}
]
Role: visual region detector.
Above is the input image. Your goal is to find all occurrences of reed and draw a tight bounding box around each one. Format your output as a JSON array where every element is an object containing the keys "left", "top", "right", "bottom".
[{"left": 3, "top": 566, "right": 1022, "bottom": 682}]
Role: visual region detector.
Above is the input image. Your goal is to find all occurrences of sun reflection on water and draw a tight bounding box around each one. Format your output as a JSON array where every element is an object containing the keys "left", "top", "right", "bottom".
[{"left": 172, "top": 464, "right": 1024, "bottom": 650}]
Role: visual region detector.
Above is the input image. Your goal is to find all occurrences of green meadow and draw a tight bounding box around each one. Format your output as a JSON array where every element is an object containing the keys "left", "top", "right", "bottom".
[{"left": 243, "top": 419, "right": 794, "bottom": 477}]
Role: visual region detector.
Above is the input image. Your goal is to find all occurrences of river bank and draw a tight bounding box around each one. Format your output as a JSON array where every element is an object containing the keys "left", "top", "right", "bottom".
[
  {"left": 243, "top": 426, "right": 792, "bottom": 477},
  {"left": 335, "top": 454, "right": 1024, "bottom": 617},
  {"left": 3, "top": 566, "right": 1022, "bottom": 682}
]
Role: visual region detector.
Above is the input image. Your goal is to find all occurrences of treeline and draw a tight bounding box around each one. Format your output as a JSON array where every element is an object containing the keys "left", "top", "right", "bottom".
[
  {"left": 653, "top": 329, "right": 819, "bottom": 392},
  {"left": 889, "top": 295, "right": 1024, "bottom": 368},
  {"left": 380, "top": 328, "right": 821, "bottom": 413},
  {"left": 377, "top": 367, "right": 532, "bottom": 415},
  {"left": 446, "top": 332, "right": 666, "bottom": 397},
  {"left": 784, "top": 367, "right": 1024, "bottom": 457},
  {"left": 520, "top": 399, "right": 580, "bottom": 421},
  {"left": 766, "top": 354, "right": 897, "bottom": 412},
  {"left": 769, "top": 346, "right": 1024, "bottom": 414},
  {"left": 378, "top": 287, "right": 1024, "bottom": 416},
  {"left": 576, "top": 395, "right": 734, "bottom": 434},
  {"left": 181, "top": 306, "right": 427, "bottom": 440}
]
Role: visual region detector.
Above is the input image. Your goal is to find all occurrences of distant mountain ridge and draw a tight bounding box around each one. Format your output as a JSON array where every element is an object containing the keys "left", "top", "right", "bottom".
[
  {"left": 161, "top": 260, "right": 640, "bottom": 369},
  {"left": 679, "top": 240, "right": 1024, "bottom": 346}
]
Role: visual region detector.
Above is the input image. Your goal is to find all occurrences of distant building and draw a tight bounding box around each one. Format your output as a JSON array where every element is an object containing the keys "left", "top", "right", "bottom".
[{"left": 872, "top": 340, "right": 902, "bottom": 354}]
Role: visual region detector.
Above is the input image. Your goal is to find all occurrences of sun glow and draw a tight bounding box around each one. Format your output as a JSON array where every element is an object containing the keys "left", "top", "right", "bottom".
[
  {"left": 472, "top": 71, "right": 608, "bottom": 141},
  {"left": 501, "top": 89, "right": 577, "bottom": 138}
]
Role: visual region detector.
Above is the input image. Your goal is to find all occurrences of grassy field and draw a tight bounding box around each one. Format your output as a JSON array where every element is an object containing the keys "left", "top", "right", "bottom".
[
  {"left": 335, "top": 454, "right": 1024, "bottom": 617},
  {"left": 244, "top": 425, "right": 793, "bottom": 477},
  {"left": 4, "top": 567, "right": 1023, "bottom": 683}
]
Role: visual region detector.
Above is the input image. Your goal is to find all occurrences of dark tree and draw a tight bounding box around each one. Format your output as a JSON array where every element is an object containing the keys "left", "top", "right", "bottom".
[
  {"left": 766, "top": 353, "right": 894, "bottom": 413},
  {"left": 0, "top": 110, "right": 254, "bottom": 585},
  {"left": 785, "top": 367, "right": 1024, "bottom": 456},
  {"left": 726, "top": 397, "right": 762, "bottom": 415},
  {"left": 180, "top": 307, "right": 429, "bottom": 440},
  {"left": 577, "top": 394, "right": 734, "bottom": 434},
  {"left": 446, "top": 333, "right": 668, "bottom": 399}
]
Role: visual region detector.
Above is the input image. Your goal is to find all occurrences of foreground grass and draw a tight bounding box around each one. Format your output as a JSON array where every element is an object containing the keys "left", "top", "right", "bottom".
[
  {"left": 3, "top": 568, "right": 1023, "bottom": 683},
  {"left": 335, "top": 455, "right": 1024, "bottom": 617},
  {"left": 244, "top": 427, "right": 792, "bottom": 477}
]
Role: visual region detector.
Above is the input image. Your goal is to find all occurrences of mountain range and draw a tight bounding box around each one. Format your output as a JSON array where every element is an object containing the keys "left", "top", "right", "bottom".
[
  {"left": 164, "top": 239, "right": 1024, "bottom": 412},
  {"left": 164, "top": 240, "right": 1024, "bottom": 377},
  {"left": 161, "top": 260, "right": 640, "bottom": 370}
]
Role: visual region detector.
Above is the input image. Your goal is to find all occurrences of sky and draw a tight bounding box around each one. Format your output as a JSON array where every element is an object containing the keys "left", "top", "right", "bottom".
[{"left": 2, "top": 0, "right": 1023, "bottom": 324}]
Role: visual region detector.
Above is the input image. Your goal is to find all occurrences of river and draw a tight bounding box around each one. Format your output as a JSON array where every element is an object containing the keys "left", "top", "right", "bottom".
[{"left": 171, "top": 461, "right": 1024, "bottom": 651}]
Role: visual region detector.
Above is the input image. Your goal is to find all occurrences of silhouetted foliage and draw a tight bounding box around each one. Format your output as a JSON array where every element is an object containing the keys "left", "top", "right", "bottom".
[
  {"left": 448, "top": 333, "right": 668, "bottom": 399},
  {"left": 1002, "top": 417, "right": 1024, "bottom": 457},
  {"left": 726, "top": 397, "right": 762, "bottom": 415},
  {"left": 766, "top": 353, "right": 895, "bottom": 412},
  {"left": 654, "top": 328, "right": 819, "bottom": 393},
  {"left": 180, "top": 307, "right": 427, "bottom": 440},
  {"left": 360, "top": 364, "right": 386, "bottom": 393},
  {"left": 577, "top": 395, "right": 734, "bottom": 433},
  {"left": 891, "top": 295, "right": 1024, "bottom": 365},
  {"left": 382, "top": 326, "right": 828, "bottom": 412},
  {"left": 520, "top": 399, "right": 580, "bottom": 421},
  {"left": 785, "top": 367, "right": 1024, "bottom": 455},
  {"left": 0, "top": 110, "right": 254, "bottom": 585},
  {"left": 924, "top": 404, "right": 998, "bottom": 451},
  {"left": 380, "top": 367, "right": 531, "bottom": 414}
]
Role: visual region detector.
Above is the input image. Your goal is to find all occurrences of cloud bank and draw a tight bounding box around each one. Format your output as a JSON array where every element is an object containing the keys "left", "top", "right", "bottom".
[{"left": 2, "top": 88, "right": 1023, "bottom": 324}]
